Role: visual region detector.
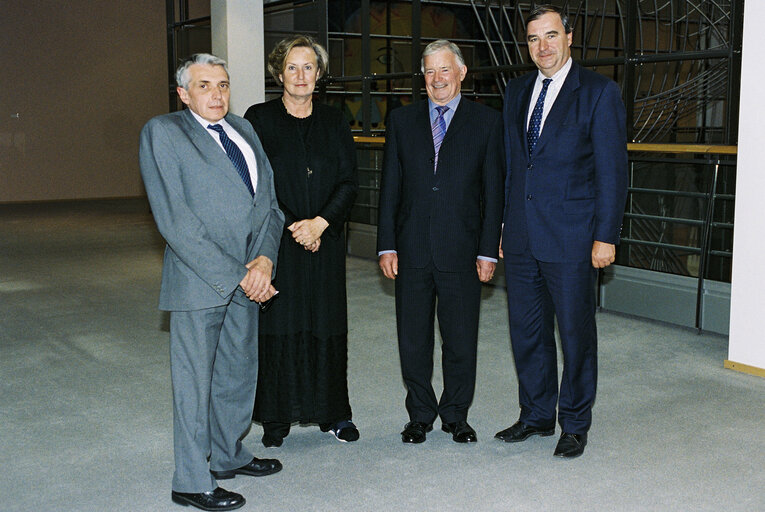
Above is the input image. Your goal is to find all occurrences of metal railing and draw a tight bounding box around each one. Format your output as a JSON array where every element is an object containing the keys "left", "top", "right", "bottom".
[{"left": 350, "top": 138, "right": 736, "bottom": 329}]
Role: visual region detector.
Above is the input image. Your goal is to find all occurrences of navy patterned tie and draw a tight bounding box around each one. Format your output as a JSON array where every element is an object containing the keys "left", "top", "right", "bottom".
[
  {"left": 208, "top": 124, "right": 255, "bottom": 197},
  {"left": 527, "top": 78, "right": 552, "bottom": 156},
  {"left": 432, "top": 105, "right": 449, "bottom": 173}
]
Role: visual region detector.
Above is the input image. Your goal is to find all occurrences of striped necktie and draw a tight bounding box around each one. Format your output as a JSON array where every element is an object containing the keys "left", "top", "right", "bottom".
[
  {"left": 208, "top": 124, "right": 255, "bottom": 197},
  {"left": 432, "top": 105, "right": 449, "bottom": 173}
]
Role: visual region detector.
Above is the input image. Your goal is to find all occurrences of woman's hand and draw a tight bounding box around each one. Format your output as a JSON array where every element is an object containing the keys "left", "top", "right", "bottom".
[
  {"left": 288, "top": 217, "right": 329, "bottom": 248},
  {"left": 305, "top": 238, "right": 321, "bottom": 252}
]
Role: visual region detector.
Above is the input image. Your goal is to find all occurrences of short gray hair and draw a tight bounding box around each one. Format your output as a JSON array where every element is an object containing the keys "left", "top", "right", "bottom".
[
  {"left": 176, "top": 53, "right": 229, "bottom": 89},
  {"left": 420, "top": 39, "right": 466, "bottom": 73}
]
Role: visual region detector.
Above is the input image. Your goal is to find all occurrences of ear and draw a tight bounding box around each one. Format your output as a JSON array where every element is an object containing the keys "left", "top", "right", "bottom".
[
  {"left": 567, "top": 32, "right": 573, "bottom": 47},
  {"left": 177, "top": 86, "right": 190, "bottom": 106},
  {"left": 278, "top": 74, "right": 284, "bottom": 85},
  {"left": 459, "top": 65, "right": 468, "bottom": 82}
]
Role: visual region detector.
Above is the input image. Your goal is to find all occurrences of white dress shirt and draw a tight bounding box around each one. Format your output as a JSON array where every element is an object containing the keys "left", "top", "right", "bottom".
[{"left": 526, "top": 57, "right": 573, "bottom": 135}]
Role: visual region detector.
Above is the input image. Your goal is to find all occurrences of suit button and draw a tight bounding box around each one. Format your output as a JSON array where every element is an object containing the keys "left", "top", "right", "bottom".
[
  {"left": 526, "top": 194, "right": 532, "bottom": 200},
  {"left": 432, "top": 187, "right": 439, "bottom": 191},
  {"left": 527, "top": 164, "right": 533, "bottom": 171}
]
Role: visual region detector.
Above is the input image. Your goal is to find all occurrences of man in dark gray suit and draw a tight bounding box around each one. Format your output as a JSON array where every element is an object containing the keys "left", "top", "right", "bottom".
[{"left": 140, "top": 54, "right": 285, "bottom": 511}]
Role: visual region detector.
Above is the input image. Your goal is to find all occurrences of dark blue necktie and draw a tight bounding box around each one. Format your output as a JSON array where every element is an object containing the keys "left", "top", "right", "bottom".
[
  {"left": 432, "top": 105, "right": 449, "bottom": 173},
  {"left": 208, "top": 124, "right": 255, "bottom": 197},
  {"left": 527, "top": 78, "right": 552, "bottom": 156}
]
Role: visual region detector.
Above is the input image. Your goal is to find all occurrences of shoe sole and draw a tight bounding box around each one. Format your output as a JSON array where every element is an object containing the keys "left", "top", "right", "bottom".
[
  {"left": 554, "top": 449, "right": 585, "bottom": 459},
  {"left": 210, "top": 466, "right": 282, "bottom": 480},
  {"left": 495, "top": 429, "right": 555, "bottom": 443},
  {"left": 171, "top": 493, "right": 245, "bottom": 511}
]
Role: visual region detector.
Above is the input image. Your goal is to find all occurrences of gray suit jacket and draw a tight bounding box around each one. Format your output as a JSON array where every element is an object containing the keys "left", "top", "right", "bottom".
[{"left": 139, "top": 108, "right": 285, "bottom": 311}]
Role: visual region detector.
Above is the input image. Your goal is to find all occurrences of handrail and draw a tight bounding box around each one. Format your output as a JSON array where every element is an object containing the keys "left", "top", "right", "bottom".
[
  {"left": 352, "top": 136, "right": 735, "bottom": 332},
  {"left": 354, "top": 136, "right": 738, "bottom": 155}
]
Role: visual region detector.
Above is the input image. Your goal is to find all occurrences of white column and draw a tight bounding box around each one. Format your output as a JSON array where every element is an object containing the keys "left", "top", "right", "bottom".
[
  {"left": 727, "top": 1, "right": 765, "bottom": 376},
  {"left": 211, "top": 0, "right": 265, "bottom": 116}
]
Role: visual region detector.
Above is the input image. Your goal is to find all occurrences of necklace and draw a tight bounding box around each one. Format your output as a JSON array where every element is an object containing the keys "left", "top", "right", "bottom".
[{"left": 282, "top": 97, "right": 315, "bottom": 179}]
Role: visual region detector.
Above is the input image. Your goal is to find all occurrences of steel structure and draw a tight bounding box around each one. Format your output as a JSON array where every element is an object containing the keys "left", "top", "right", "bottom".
[{"left": 166, "top": 0, "right": 743, "bottom": 300}]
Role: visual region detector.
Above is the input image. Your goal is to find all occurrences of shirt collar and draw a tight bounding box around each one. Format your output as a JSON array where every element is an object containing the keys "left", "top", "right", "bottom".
[
  {"left": 428, "top": 93, "right": 461, "bottom": 115},
  {"left": 537, "top": 57, "right": 573, "bottom": 84},
  {"left": 189, "top": 108, "right": 231, "bottom": 131}
]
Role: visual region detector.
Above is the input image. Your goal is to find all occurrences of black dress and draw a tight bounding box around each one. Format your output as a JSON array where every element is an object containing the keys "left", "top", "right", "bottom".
[{"left": 244, "top": 98, "right": 358, "bottom": 425}]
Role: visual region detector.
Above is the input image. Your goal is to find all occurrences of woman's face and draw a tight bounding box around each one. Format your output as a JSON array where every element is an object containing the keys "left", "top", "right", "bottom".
[{"left": 280, "top": 46, "right": 319, "bottom": 100}]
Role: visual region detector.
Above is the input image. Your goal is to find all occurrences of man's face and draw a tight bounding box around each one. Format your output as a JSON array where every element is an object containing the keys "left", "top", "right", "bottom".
[
  {"left": 177, "top": 64, "right": 230, "bottom": 123},
  {"left": 527, "top": 12, "right": 572, "bottom": 77},
  {"left": 423, "top": 49, "right": 467, "bottom": 106}
]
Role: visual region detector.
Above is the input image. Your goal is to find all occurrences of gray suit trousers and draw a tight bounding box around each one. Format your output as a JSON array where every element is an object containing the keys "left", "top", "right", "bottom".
[{"left": 170, "top": 300, "right": 258, "bottom": 492}]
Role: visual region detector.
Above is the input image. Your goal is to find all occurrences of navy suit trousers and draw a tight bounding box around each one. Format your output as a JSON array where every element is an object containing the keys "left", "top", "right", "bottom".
[{"left": 504, "top": 249, "right": 598, "bottom": 434}]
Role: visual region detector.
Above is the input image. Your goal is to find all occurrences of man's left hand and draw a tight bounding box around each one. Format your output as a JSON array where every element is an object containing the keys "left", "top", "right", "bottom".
[
  {"left": 591, "top": 241, "right": 616, "bottom": 269},
  {"left": 476, "top": 259, "right": 496, "bottom": 283}
]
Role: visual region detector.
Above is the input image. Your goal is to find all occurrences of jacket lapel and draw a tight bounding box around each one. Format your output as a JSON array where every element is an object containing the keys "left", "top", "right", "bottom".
[
  {"left": 416, "top": 100, "right": 435, "bottom": 158},
  {"left": 532, "top": 63, "right": 581, "bottom": 157},
  {"left": 518, "top": 73, "right": 536, "bottom": 152},
  {"left": 441, "top": 96, "right": 469, "bottom": 146}
]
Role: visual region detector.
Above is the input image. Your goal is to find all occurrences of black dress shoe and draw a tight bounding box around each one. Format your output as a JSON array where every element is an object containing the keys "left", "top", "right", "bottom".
[
  {"left": 553, "top": 432, "right": 587, "bottom": 458},
  {"left": 494, "top": 420, "right": 555, "bottom": 443},
  {"left": 210, "top": 456, "right": 283, "bottom": 479},
  {"left": 401, "top": 421, "right": 433, "bottom": 444},
  {"left": 441, "top": 420, "right": 477, "bottom": 443},
  {"left": 171, "top": 487, "right": 244, "bottom": 511}
]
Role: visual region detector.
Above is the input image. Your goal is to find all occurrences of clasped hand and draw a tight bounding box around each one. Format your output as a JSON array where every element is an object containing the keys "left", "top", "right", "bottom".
[
  {"left": 239, "top": 255, "right": 276, "bottom": 302},
  {"left": 288, "top": 217, "right": 328, "bottom": 253}
]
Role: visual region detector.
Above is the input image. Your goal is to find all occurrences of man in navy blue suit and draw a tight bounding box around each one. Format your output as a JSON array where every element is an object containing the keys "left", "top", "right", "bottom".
[
  {"left": 377, "top": 40, "right": 504, "bottom": 445},
  {"left": 496, "top": 5, "right": 628, "bottom": 458}
]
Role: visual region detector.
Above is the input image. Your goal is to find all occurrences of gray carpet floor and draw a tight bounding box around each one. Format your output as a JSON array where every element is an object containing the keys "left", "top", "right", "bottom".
[{"left": 1, "top": 199, "right": 763, "bottom": 512}]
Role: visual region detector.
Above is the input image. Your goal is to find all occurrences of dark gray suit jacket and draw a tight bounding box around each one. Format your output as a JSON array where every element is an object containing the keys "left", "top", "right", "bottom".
[{"left": 139, "top": 108, "right": 284, "bottom": 311}]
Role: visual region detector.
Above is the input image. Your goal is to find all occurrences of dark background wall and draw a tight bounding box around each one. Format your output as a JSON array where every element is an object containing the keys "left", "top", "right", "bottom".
[{"left": 0, "top": 0, "right": 167, "bottom": 202}]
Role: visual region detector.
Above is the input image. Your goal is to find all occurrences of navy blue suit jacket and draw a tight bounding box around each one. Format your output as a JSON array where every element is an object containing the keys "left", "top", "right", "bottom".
[
  {"left": 377, "top": 97, "right": 505, "bottom": 272},
  {"left": 502, "top": 62, "right": 628, "bottom": 262}
]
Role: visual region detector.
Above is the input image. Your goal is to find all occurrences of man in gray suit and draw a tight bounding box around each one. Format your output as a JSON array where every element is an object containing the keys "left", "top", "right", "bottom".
[{"left": 140, "top": 54, "right": 285, "bottom": 511}]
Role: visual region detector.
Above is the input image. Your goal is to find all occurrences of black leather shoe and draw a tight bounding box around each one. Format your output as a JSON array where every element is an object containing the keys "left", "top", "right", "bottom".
[
  {"left": 441, "top": 420, "right": 477, "bottom": 443},
  {"left": 210, "top": 456, "right": 283, "bottom": 479},
  {"left": 494, "top": 420, "right": 555, "bottom": 443},
  {"left": 171, "top": 487, "right": 244, "bottom": 511},
  {"left": 401, "top": 421, "right": 433, "bottom": 444},
  {"left": 554, "top": 432, "right": 587, "bottom": 458}
]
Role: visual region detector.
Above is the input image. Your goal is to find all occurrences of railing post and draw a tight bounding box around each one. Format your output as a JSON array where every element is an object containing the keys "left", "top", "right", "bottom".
[{"left": 695, "top": 160, "right": 721, "bottom": 333}]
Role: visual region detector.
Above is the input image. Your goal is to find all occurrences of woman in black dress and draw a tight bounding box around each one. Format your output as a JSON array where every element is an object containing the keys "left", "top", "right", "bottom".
[{"left": 244, "top": 35, "right": 359, "bottom": 446}]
